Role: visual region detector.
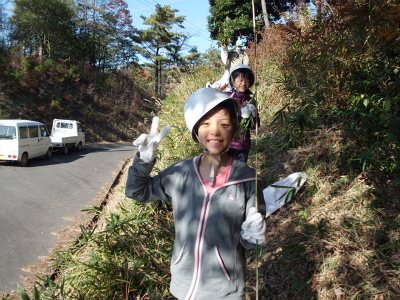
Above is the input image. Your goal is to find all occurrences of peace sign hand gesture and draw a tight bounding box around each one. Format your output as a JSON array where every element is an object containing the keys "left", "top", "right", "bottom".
[{"left": 133, "top": 116, "right": 171, "bottom": 163}]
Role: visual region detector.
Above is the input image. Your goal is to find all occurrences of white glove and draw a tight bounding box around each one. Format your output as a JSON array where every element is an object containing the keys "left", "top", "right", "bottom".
[
  {"left": 133, "top": 116, "right": 171, "bottom": 162},
  {"left": 241, "top": 104, "right": 257, "bottom": 118},
  {"left": 241, "top": 207, "right": 266, "bottom": 245}
]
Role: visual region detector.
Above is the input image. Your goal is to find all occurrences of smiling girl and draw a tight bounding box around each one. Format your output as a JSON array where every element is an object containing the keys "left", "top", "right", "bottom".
[{"left": 125, "top": 88, "right": 266, "bottom": 299}]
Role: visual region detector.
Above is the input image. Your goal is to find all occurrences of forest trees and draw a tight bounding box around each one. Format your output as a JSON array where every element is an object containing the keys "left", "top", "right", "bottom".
[
  {"left": 138, "top": 4, "right": 191, "bottom": 97},
  {"left": 208, "top": 0, "right": 312, "bottom": 46},
  {"left": 75, "top": 0, "right": 138, "bottom": 69},
  {"left": 9, "top": 0, "right": 138, "bottom": 68},
  {"left": 0, "top": 0, "right": 8, "bottom": 51},
  {"left": 6, "top": 0, "right": 198, "bottom": 98},
  {"left": 11, "top": 0, "right": 76, "bottom": 61}
]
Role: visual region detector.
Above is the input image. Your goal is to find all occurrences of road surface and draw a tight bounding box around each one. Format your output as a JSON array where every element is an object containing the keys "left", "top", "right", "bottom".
[{"left": 0, "top": 143, "right": 134, "bottom": 292}]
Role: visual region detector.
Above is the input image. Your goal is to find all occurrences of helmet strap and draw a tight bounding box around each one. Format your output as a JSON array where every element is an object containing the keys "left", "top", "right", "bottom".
[
  {"left": 202, "top": 152, "right": 220, "bottom": 187},
  {"left": 196, "top": 133, "right": 231, "bottom": 187},
  {"left": 208, "top": 160, "right": 217, "bottom": 187}
]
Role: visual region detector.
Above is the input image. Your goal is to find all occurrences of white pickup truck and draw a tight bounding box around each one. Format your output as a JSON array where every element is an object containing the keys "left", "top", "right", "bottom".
[{"left": 50, "top": 119, "right": 85, "bottom": 154}]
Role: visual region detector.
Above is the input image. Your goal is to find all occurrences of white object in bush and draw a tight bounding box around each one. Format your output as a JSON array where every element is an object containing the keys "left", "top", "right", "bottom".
[{"left": 263, "top": 172, "right": 308, "bottom": 217}]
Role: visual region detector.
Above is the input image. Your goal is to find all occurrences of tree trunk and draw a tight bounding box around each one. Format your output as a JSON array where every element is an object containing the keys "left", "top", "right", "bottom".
[
  {"left": 155, "top": 47, "right": 160, "bottom": 96},
  {"left": 261, "top": 0, "right": 270, "bottom": 29},
  {"left": 158, "top": 61, "right": 162, "bottom": 97},
  {"left": 154, "top": 62, "right": 158, "bottom": 96},
  {"left": 314, "top": 0, "right": 328, "bottom": 16},
  {"left": 46, "top": 35, "right": 51, "bottom": 58},
  {"left": 296, "top": 0, "right": 306, "bottom": 29},
  {"left": 315, "top": 0, "right": 322, "bottom": 15},
  {"left": 157, "top": 61, "right": 161, "bottom": 96},
  {"left": 39, "top": 32, "right": 45, "bottom": 63}
]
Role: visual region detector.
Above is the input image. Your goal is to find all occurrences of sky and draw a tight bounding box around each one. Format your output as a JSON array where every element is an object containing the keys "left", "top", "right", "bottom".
[{"left": 125, "top": 0, "right": 217, "bottom": 53}]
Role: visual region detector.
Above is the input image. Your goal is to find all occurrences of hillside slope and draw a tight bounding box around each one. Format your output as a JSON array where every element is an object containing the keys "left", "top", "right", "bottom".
[
  {"left": 0, "top": 57, "right": 153, "bottom": 142},
  {"left": 5, "top": 2, "right": 399, "bottom": 298},
  {"left": 156, "top": 8, "right": 400, "bottom": 296}
]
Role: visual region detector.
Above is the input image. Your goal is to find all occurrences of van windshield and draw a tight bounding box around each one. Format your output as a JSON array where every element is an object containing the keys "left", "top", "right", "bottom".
[{"left": 0, "top": 125, "right": 16, "bottom": 139}]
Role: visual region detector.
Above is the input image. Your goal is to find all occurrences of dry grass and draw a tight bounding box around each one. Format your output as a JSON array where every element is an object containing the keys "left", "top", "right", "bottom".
[
  {"left": 245, "top": 34, "right": 399, "bottom": 296},
  {"left": 5, "top": 15, "right": 400, "bottom": 299},
  {"left": 250, "top": 121, "right": 399, "bottom": 298}
]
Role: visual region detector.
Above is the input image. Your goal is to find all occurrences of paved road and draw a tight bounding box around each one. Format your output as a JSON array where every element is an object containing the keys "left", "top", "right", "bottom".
[{"left": 0, "top": 143, "right": 134, "bottom": 292}]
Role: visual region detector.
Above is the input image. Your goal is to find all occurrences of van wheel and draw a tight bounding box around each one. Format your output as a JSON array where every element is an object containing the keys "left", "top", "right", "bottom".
[
  {"left": 20, "top": 153, "right": 28, "bottom": 167},
  {"left": 46, "top": 148, "right": 53, "bottom": 159},
  {"left": 77, "top": 142, "right": 82, "bottom": 151},
  {"left": 63, "top": 145, "right": 69, "bottom": 155}
]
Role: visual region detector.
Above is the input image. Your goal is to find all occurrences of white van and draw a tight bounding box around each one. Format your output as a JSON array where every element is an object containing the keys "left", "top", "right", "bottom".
[{"left": 0, "top": 119, "right": 53, "bottom": 166}]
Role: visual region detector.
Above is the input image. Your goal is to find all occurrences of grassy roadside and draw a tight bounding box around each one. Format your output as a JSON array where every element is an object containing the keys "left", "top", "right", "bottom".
[
  {"left": 3, "top": 4, "right": 400, "bottom": 297},
  {"left": 8, "top": 75, "right": 399, "bottom": 300}
]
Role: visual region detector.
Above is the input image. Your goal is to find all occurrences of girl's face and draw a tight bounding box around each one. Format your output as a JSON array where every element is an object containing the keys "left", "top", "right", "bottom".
[
  {"left": 197, "top": 107, "right": 234, "bottom": 155},
  {"left": 234, "top": 73, "right": 251, "bottom": 92}
]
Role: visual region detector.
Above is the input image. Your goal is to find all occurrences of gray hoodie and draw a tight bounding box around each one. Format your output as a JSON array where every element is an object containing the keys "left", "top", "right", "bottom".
[{"left": 125, "top": 154, "right": 260, "bottom": 300}]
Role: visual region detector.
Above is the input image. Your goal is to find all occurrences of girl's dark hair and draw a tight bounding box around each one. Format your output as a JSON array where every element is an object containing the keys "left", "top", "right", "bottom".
[
  {"left": 216, "top": 100, "right": 240, "bottom": 133},
  {"left": 231, "top": 68, "right": 255, "bottom": 87}
]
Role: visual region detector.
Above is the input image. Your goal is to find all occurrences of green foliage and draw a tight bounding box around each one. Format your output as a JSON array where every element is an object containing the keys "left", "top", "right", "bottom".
[
  {"left": 251, "top": 2, "right": 400, "bottom": 298},
  {"left": 21, "top": 57, "right": 35, "bottom": 74},
  {"left": 0, "top": 108, "right": 9, "bottom": 119},
  {"left": 338, "top": 93, "right": 399, "bottom": 173},
  {"left": 11, "top": 0, "right": 76, "bottom": 59},
  {"left": 208, "top": 0, "right": 255, "bottom": 46},
  {"left": 50, "top": 97, "right": 62, "bottom": 109},
  {"left": 200, "top": 47, "right": 224, "bottom": 68},
  {"left": 276, "top": 1, "right": 400, "bottom": 176},
  {"left": 208, "top": 0, "right": 302, "bottom": 46},
  {"left": 138, "top": 4, "right": 188, "bottom": 96},
  {"left": 101, "top": 0, "right": 138, "bottom": 68},
  {"left": 66, "top": 64, "right": 80, "bottom": 81},
  {"left": 33, "top": 58, "right": 58, "bottom": 74},
  {"left": 21, "top": 198, "right": 174, "bottom": 299},
  {"left": 9, "top": 0, "right": 138, "bottom": 69}
]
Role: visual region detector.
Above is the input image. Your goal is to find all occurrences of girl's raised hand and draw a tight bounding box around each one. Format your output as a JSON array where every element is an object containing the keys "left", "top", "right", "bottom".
[{"left": 133, "top": 116, "right": 171, "bottom": 162}]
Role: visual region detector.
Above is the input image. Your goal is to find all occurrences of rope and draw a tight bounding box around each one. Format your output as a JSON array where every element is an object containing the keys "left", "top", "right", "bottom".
[
  {"left": 251, "top": 1, "right": 260, "bottom": 300},
  {"left": 251, "top": 0, "right": 258, "bottom": 210}
]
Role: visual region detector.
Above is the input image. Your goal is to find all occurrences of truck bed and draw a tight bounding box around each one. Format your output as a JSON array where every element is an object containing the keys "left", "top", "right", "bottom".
[{"left": 50, "top": 134, "right": 79, "bottom": 145}]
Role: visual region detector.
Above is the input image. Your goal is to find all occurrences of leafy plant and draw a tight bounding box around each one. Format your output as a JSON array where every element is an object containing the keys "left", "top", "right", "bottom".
[{"left": 21, "top": 197, "right": 174, "bottom": 299}]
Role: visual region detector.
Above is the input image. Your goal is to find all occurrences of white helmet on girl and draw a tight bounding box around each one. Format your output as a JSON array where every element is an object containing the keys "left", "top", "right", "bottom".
[
  {"left": 229, "top": 63, "right": 255, "bottom": 88},
  {"left": 184, "top": 87, "right": 240, "bottom": 142}
]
